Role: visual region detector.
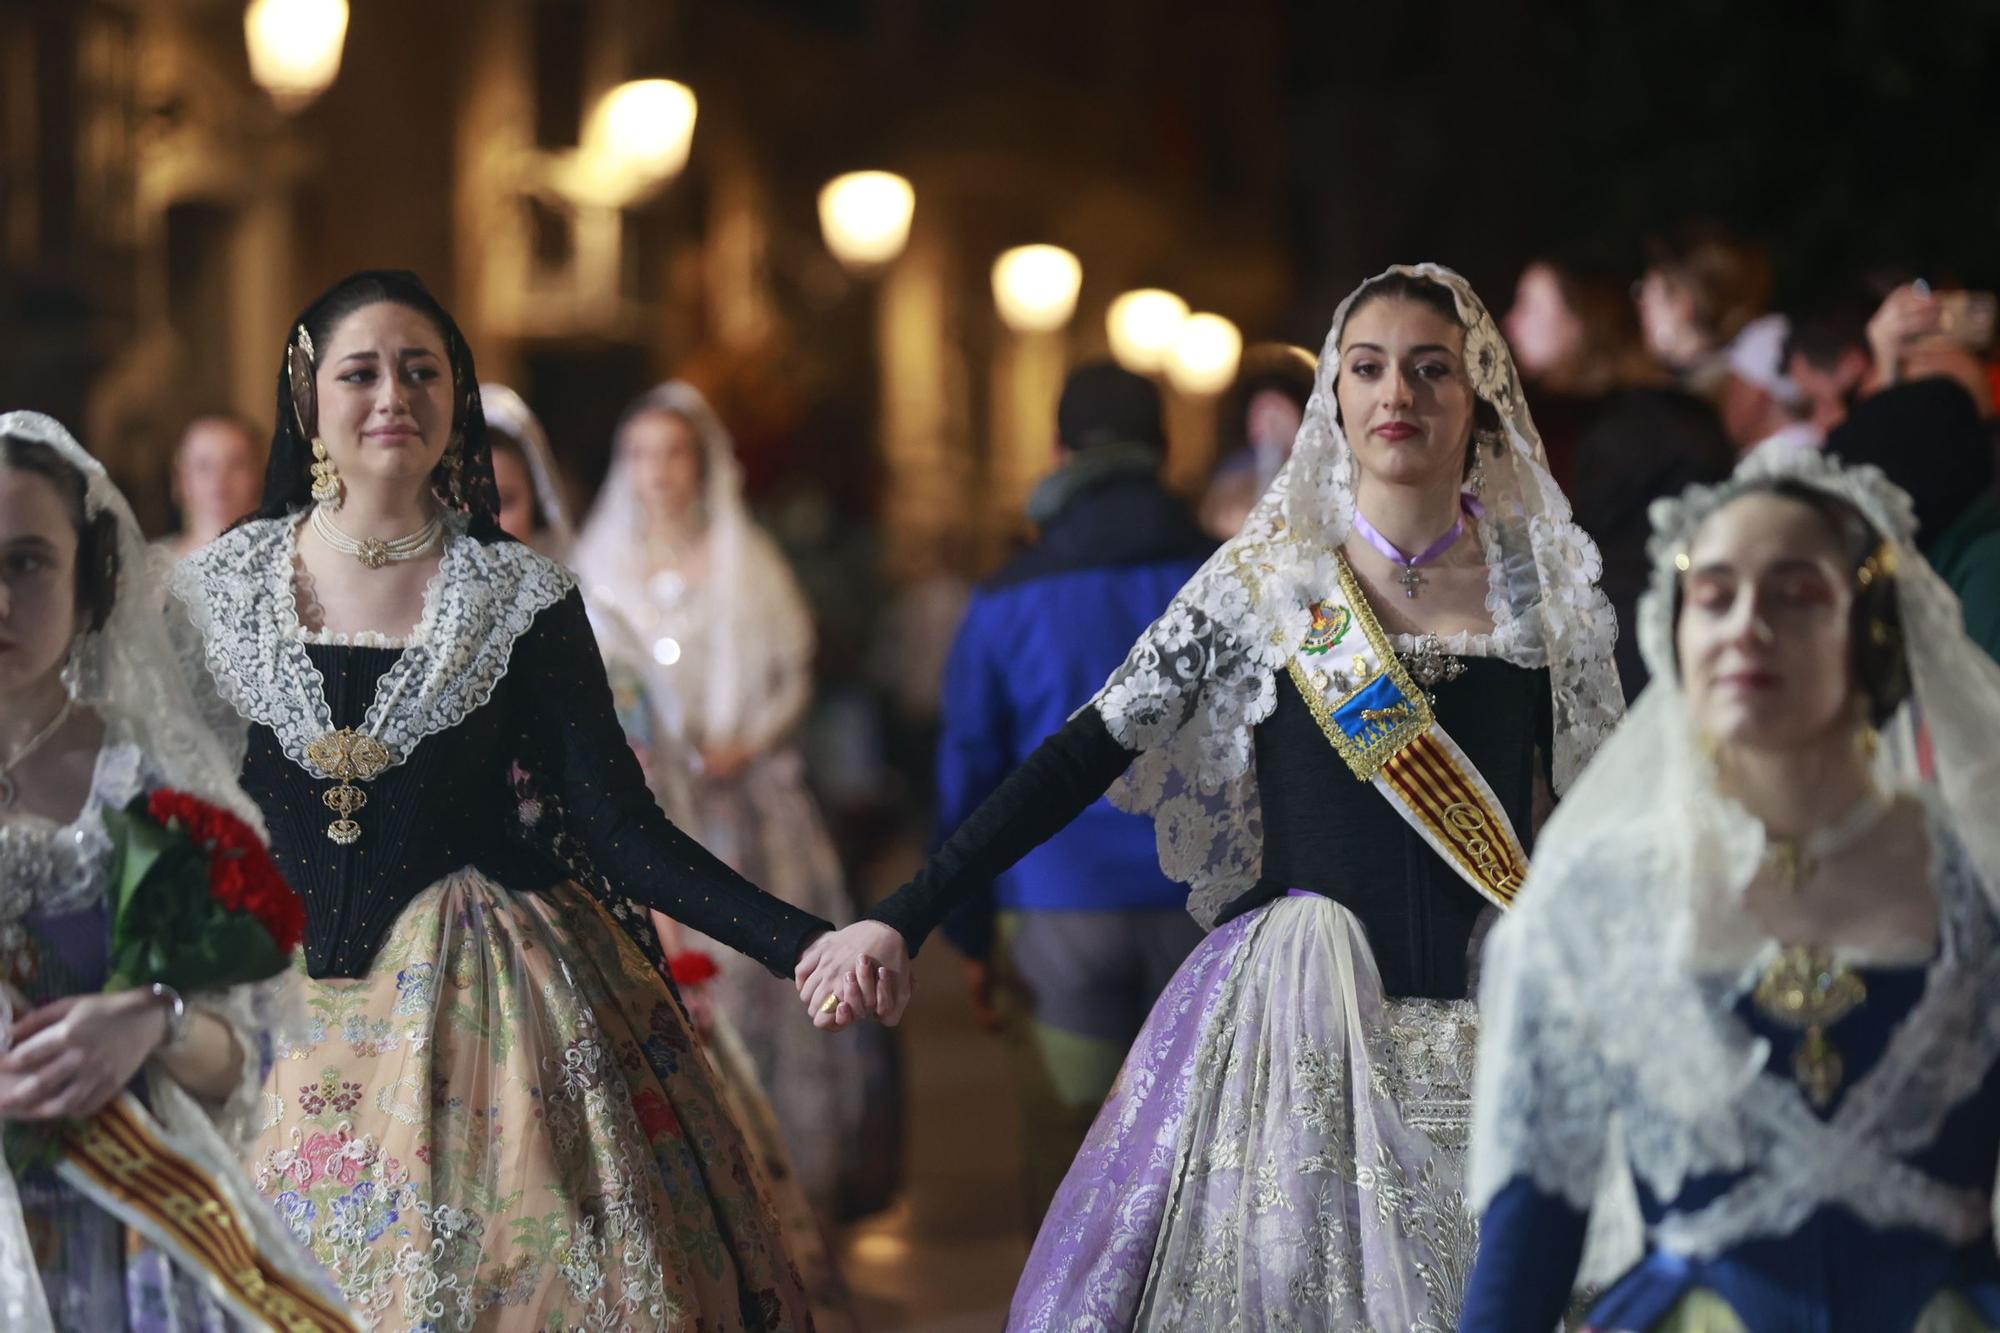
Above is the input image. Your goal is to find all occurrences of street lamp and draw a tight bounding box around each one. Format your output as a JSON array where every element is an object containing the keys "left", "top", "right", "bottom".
[
  {"left": 575, "top": 79, "right": 698, "bottom": 205},
  {"left": 819, "top": 171, "right": 916, "bottom": 271},
  {"left": 991, "top": 245, "right": 1082, "bottom": 334},
  {"left": 1164, "top": 313, "right": 1243, "bottom": 395},
  {"left": 1105, "top": 289, "right": 1190, "bottom": 374},
  {"left": 243, "top": 0, "right": 350, "bottom": 113}
]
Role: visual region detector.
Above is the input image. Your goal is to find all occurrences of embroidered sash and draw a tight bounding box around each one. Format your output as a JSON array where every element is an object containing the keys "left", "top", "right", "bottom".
[
  {"left": 1287, "top": 552, "right": 1530, "bottom": 911},
  {"left": 50, "top": 1094, "right": 356, "bottom": 1332}
]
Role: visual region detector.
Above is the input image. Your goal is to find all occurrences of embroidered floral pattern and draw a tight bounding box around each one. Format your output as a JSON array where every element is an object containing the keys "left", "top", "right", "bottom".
[
  {"left": 250, "top": 870, "right": 808, "bottom": 1331},
  {"left": 1011, "top": 896, "right": 1479, "bottom": 1331}
]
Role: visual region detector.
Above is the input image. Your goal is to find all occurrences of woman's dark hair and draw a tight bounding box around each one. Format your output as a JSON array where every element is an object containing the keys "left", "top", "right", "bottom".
[
  {"left": 1340, "top": 272, "right": 1501, "bottom": 476},
  {"left": 1528, "top": 257, "right": 1660, "bottom": 396},
  {"left": 1675, "top": 478, "right": 1910, "bottom": 726},
  {"left": 0, "top": 433, "right": 119, "bottom": 631},
  {"left": 248, "top": 269, "right": 505, "bottom": 539},
  {"left": 1643, "top": 229, "right": 1773, "bottom": 350}
]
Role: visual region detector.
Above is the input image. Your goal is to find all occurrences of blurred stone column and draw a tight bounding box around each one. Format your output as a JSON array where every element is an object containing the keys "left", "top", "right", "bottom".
[
  {"left": 876, "top": 223, "right": 973, "bottom": 576},
  {"left": 987, "top": 330, "right": 1062, "bottom": 530}
]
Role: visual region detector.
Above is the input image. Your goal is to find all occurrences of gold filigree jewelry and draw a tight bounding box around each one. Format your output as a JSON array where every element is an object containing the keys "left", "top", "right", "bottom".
[
  {"left": 305, "top": 729, "right": 390, "bottom": 844},
  {"left": 309, "top": 437, "right": 343, "bottom": 509},
  {"left": 1764, "top": 839, "right": 1809, "bottom": 893},
  {"left": 1856, "top": 723, "right": 1880, "bottom": 765},
  {"left": 1752, "top": 945, "right": 1867, "bottom": 1109}
]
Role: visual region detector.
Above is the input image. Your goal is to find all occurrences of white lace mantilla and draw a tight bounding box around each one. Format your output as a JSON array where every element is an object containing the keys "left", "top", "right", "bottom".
[
  {"left": 1093, "top": 263, "right": 1621, "bottom": 926},
  {"left": 169, "top": 514, "right": 573, "bottom": 780},
  {"left": 1472, "top": 809, "right": 2000, "bottom": 1282}
]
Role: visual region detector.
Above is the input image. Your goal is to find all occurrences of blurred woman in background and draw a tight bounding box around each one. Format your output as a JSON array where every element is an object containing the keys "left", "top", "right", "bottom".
[{"left": 574, "top": 381, "right": 869, "bottom": 1221}]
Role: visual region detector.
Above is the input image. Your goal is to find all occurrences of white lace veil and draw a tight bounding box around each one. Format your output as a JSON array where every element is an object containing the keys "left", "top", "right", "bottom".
[
  {"left": 0, "top": 411, "right": 261, "bottom": 834},
  {"left": 480, "top": 382, "right": 577, "bottom": 557},
  {"left": 1095, "top": 263, "right": 1623, "bottom": 926},
  {"left": 571, "top": 381, "right": 811, "bottom": 747},
  {"left": 1468, "top": 447, "right": 2000, "bottom": 1282}
]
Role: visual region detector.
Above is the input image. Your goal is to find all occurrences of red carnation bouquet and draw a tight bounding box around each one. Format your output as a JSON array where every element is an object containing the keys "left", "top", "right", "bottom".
[
  {"left": 99, "top": 789, "right": 305, "bottom": 992},
  {"left": 4, "top": 790, "right": 304, "bottom": 1167}
]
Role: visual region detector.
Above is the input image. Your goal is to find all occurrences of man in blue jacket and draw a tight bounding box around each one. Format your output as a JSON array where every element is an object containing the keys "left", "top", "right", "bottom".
[{"left": 938, "top": 362, "right": 1214, "bottom": 1227}]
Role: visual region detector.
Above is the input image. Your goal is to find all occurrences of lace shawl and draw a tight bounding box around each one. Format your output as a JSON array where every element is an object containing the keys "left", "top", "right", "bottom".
[
  {"left": 168, "top": 513, "right": 573, "bottom": 780},
  {"left": 1468, "top": 448, "right": 2000, "bottom": 1282},
  {"left": 1092, "top": 264, "right": 1623, "bottom": 925}
]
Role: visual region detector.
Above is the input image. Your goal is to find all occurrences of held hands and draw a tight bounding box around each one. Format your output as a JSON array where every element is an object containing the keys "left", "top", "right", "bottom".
[
  {"left": 795, "top": 922, "right": 914, "bottom": 1031},
  {"left": 0, "top": 989, "right": 169, "bottom": 1121}
]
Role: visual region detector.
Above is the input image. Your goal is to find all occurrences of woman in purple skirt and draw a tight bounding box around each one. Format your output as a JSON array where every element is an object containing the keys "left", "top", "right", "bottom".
[{"left": 802, "top": 264, "right": 1624, "bottom": 1329}]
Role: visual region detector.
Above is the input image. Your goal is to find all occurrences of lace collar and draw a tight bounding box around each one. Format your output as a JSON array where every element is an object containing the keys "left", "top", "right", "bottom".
[
  {"left": 0, "top": 739, "right": 147, "bottom": 921},
  {"left": 1472, "top": 800, "right": 2000, "bottom": 1278},
  {"left": 170, "top": 514, "right": 573, "bottom": 779}
]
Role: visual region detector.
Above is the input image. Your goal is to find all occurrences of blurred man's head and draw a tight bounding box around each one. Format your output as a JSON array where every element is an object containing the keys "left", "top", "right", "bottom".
[
  {"left": 1056, "top": 362, "right": 1165, "bottom": 458},
  {"left": 1785, "top": 301, "right": 1873, "bottom": 436}
]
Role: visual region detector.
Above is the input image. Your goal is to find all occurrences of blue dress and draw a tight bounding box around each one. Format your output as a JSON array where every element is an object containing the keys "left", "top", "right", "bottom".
[{"left": 1462, "top": 837, "right": 2000, "bottom": 1333}]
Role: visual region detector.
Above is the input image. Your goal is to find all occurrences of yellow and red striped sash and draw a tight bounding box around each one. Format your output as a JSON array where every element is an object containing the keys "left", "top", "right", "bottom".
[
  {"left": 54, "top": 1095, "right": 356, "bottom": 1333},
  {"left": 1288, "top": 551, "right": 1531, "bottom": 912}
]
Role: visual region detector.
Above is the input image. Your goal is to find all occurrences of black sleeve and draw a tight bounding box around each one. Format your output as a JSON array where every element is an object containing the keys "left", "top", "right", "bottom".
[
  {"left": 866, "top": 706, "right": 1137, "bottom": 955},
  {"left": 516, "top": 590, "right": 833, "bottom": 976}
]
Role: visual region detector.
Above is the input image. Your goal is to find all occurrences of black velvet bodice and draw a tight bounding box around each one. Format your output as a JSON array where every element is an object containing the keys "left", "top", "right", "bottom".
[
  {"left": 1227, "top": 658, "right": 1550, "bottom": 996},
  {"left": 870, "top": 651, "right": 1551, "bottom": 1001},
  {"left": 240, "top": 589, "right": 831, "bottom": 978}
]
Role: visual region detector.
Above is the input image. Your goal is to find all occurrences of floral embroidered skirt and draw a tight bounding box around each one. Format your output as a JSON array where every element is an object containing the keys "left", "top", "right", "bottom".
[
  {"left": 1009, "top": 892, "right": 1479, "bottom": 1332},
  {"left": 675, "top": 755, "right": 880, "bottom": 1217},
  {"left": 247, "top": 869, "right": 812, "bottom": 1332}
]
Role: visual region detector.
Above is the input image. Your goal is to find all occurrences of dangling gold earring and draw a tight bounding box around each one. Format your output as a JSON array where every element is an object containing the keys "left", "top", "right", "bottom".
[
  {"left": 1855, "top": 723, "right": 1881, "bottom": 766},
  {"left": 310, "top": 437, "right": 343, "bottom": 509}
]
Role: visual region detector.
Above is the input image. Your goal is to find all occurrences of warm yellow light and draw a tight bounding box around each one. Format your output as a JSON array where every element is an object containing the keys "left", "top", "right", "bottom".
[
  {"left": 818, "top": 172, "right": 915, "bottom": 271},
  {"left": 243, "top": 0, "right": 350, "bottom": 113},
  {"left": 1165, "top": 313, "right": 1243, "bottom": 395},
  {"left": 991, "top": 245, "right": 1082, "bottom": 334},
  {"left": 1106, "top": 289, "right": 1191, "bottom": 373},
  {"left": 577, "top": 79, "right": 698, "bottom": 203}
]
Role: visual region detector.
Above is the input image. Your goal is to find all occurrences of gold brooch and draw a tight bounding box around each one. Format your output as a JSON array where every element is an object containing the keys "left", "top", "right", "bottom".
[
  {"left": 1752, "top": 945, "right": 1867, "bottom": 1109},
  {"left": 305, "top": 729, "right": 390, "bottom": 845}
]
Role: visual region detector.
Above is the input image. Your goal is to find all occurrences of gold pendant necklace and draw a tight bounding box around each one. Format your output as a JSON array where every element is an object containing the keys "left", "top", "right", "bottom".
[
  {"left": 1752, "top": 945, "right": 1868, "bottom": 1108},
  {"left": 304, "top": 728, "right": 391, "bottom": 844}
]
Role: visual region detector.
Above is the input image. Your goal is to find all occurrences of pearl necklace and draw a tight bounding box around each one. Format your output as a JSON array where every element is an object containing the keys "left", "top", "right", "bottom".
[
  {"left": 0, "top": 696, "right": 74, "bottom": 809},
  {"left": 310, "top": 505, "right": 444, "bottom": 570}
]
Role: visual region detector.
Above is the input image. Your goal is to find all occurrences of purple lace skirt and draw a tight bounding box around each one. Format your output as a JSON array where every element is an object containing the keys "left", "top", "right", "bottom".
[{"left": 1008, "top": 893, "right": 1480, "bottom": 1331}]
